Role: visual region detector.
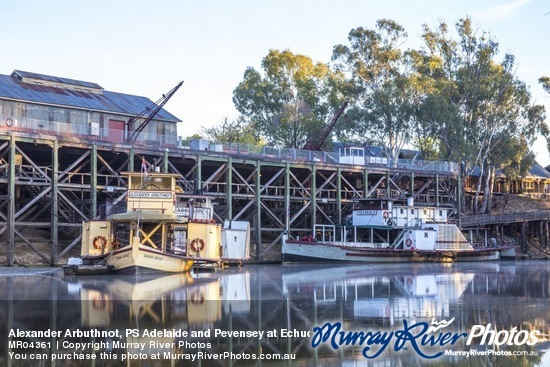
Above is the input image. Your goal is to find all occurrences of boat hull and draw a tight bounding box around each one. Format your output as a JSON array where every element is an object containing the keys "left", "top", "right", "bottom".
[
  {"left": 104, "top": 245, "right": 195, "bottom": 274},
  {"left": 282, "top": 240, "right": 502, "bottom": 263}
]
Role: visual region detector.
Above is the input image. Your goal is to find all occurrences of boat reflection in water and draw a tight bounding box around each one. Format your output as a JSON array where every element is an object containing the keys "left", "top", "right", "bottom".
[
  {"left": 71, "top": 270, "right": 252, "bottom": 361},
  {"left": 284, "top": 264, "right": 476, "bottom": 325},
  {"left": 282, "top": 262, "right": 548, "bottom": 366},
  {"left": 1, "top": 262, "right": 549, "bottom": 366}
]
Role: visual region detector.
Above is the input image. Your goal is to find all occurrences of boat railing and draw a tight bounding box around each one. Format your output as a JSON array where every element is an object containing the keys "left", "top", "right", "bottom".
[
  {"left": 436, "top": 224, "right": 474, "bottom": 251},
  {"left": 471, "top": 241, "right": 491, "bottom": 248},
  {"left": 435, "top": 241, "right": 473, "bottom": 251},
  {"left": 314, "top": 224, "right": 336, "bottom": 243}
]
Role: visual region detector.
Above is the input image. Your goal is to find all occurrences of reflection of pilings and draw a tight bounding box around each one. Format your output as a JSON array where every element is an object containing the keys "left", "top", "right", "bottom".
[
  {"left": 228, "top": 305, "right": 233, "bottom": 367},
  {"left": 50, "top": 279, "right": 57, "bottom": 366},
  {"left": 257, "top": 271, "right": 261, "bottom": 362},
  {"left": 7, "top": 277, "right": 13, "bottom": 367},
  {"left": 522, "top": 222, "right": 527, "bottom": 252}
]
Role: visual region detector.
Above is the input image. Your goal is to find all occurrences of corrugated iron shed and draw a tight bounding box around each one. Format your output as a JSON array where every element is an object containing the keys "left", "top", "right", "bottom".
[{"left": 0, "top": 70, "right": 180, "bottom": 122}]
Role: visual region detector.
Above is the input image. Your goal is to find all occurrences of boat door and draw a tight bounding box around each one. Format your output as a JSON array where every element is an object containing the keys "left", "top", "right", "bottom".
[{"left": 174, "top": 225, "right": 187, "bottom": 255}]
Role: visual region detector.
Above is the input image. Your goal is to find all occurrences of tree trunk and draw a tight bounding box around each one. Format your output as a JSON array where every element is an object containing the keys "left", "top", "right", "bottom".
[
  {"left": 480, "top": 164, "right": 494, "bottom": 214},
  {"left": 474, "top": 164, "right": 485, "bottom": 214}
]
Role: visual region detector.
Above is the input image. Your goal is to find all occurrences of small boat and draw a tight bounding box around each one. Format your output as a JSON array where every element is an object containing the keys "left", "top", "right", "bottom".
[
  {"left": 282, "top": 198, "right": 516, "bottom": 263},
  {"left": 71, "top": 172, "right": 220, "bottom": 274},
  {"left": 81, "top": 210, "right": 197, "bottom": 274}
]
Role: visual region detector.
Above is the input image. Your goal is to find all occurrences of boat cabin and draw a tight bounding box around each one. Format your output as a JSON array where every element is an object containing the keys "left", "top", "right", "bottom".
[
  {"left": 125, "top": 171, "right": 180, "bottom": 213},
  {"left": 351, "top": 198, "right": 448, "bottom": 228},
  {"left": 175, "top": 195, "right": 215, "bottom": 221}
]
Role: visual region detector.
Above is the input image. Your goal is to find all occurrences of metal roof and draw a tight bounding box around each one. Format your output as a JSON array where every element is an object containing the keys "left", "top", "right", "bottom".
[
  {"left": 526, "top": 162, "right": 550, "bottom": 179},
  {"left": 0, "top": 71, "right": 180, "bottom": 122},
  {"left": 12, "top": 70, "right": 104, "bottom": 90},
  {"left": 468, "top": 162, "right": 550, "bottom": 179}
]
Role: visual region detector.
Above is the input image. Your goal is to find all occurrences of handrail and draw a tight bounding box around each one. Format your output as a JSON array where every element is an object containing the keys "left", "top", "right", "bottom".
[
  {"left": 0, "top": 114, "right": 459, "bottom": 174},
  {"left": 461, "top": 210, "right": 550, "bottom": 227}
]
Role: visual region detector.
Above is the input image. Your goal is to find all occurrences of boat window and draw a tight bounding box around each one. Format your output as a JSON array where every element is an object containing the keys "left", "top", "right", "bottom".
[
  {"left": 439, "top": 210, "right": 443, "bottom": 216},
  {"left": 351, "top": 148, "right": 364, "bottom": 156},
  {"left": 411, "top": 209, "right": 415, "bottom": 214},
  {"left": 400, "top": 209, "right": 404, "bottom": 214},
  {"left": 424, "top": 232, "right": 429, "bottom": 238}
]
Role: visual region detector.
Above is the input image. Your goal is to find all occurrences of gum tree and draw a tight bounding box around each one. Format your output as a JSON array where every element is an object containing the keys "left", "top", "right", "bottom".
[
  {"left": 331, "top": 19, "right": 419, "bottom": 164},
  {"left": 413, "top": 18, "right": 548, "bottom": 213},
  {"left": 232, "top": 49, "right": 345, "bottom": 148}
]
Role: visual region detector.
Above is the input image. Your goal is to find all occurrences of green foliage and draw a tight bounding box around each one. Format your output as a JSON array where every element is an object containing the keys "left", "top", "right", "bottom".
[
  {"left": 201, "top": 117, "right": 261, "bottom": 145},
  {"left": 540, "top": 76, "right": 550, "bottom": 94},
  {"left": 414, "top": 93, "right": 463, "bottom": 160},
  {"left": 230, "top": 18, "right": 549, "bottom": 213},
  {"left": 180, "top": 133, "right": 202, "bottom": 146},
  {"left": 411, "top": 17, "right": 548, "bottom": 212},
  {"left": 495, "top": 135, "right": 535, "bottom": 181},
  {"left": 331, "top": 19, "right": 415, "bottom": 162},
  {"left": 233, "top": 49, "right": 346, "bottom": 148}
]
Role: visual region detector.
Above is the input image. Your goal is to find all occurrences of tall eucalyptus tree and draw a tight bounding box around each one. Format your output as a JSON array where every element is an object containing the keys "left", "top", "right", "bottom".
[{"left": 232, "top": 49, "right": 345, "bottom": 148}]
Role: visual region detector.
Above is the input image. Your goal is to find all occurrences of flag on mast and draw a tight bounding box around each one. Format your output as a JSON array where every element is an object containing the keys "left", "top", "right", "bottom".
[{"left": 141, "top": 157, "right": 147, "bottom": 177}]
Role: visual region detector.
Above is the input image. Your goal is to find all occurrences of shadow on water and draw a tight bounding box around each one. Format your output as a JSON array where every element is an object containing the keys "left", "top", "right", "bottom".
[{"left": 1, "top": 261, "right": 549, "bottom": 366}]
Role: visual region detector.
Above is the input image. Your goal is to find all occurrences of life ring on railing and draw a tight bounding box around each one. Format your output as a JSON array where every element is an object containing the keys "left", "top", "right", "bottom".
[
  {"left": 382, "top": 211, "right": 389, "bottom": 219},
  {"left": 190, "top": 238, "right": 205, "bottom": 252},
  {"left": 5, "top": 118, "right": 13, "bottom": 127},
  {"left": 190, "top": 291, "right": 205, "bottom": 305},
  {"left": 92, "top": 235, "right": 107, "bottom": 250},
  {"left": 405, "top": 238, "right": 413, "bottom": 248}
]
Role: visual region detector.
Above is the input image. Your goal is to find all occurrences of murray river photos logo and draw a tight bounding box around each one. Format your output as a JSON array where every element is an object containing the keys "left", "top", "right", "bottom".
[{"left": 311, "top": 318, "right": 541, "bottom": 359}]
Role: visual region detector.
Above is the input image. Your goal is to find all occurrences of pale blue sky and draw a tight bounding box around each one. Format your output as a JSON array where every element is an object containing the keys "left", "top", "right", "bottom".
[{"left": 1, "top": 0, "right": 549, "bottom": 163}]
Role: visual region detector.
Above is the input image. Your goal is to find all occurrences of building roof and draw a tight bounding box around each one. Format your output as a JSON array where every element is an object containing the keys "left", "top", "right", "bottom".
[
  {"left": 525, "top": 162, "right": 550, "bottom": 179},
  {"left": 468, "top": 162, "right": 550, "bottom": 179},
  {"left": 0, "top": 70, "right": 180, "bottom": 122}
]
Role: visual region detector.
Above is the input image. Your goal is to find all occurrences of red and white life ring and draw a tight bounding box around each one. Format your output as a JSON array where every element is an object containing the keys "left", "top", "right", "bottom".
[
  {"left": 190, "top": 238, "right": 205, "bottom": 252},
  {"left": 92, "top": 235, "right": 107, "bottom": 250},
  {"left": 405, "top": 238, "right": 413, "bottom": 247},
  {"left": 382, "top": 211, "right": 389, "bottom": 219},
  {"left": 5, "top": 118, "right": 13, "bottom": 127},
  {"left": 190, "top": 290, "right": 205, "bottom": 305}
]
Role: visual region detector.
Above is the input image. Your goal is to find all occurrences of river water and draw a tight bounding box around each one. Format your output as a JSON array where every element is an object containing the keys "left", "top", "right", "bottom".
[{"left": 1, "top": 261, "right": 549, "bottom": 366}]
